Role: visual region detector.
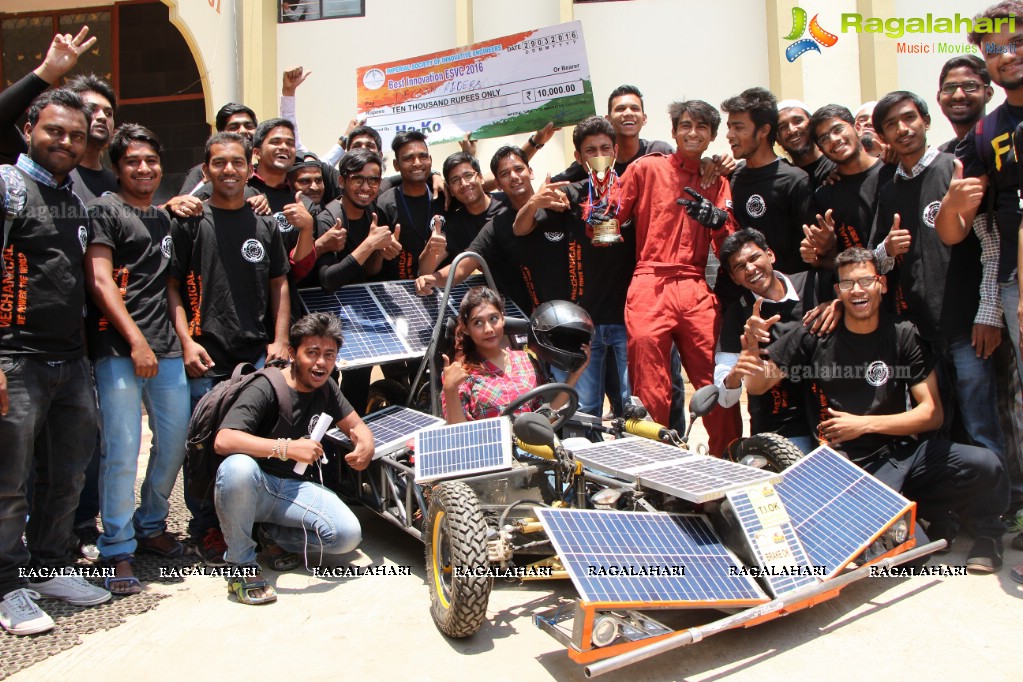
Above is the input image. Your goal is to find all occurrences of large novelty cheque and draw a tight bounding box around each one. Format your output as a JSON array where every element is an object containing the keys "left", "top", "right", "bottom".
[{"left": 357, "top": 21, "right": 596, "bottom": 149}]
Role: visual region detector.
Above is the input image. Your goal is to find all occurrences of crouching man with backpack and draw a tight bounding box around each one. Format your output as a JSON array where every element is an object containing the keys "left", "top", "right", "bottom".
[{"left": 212, "top": 312, "right": 374, "bottom": 604}]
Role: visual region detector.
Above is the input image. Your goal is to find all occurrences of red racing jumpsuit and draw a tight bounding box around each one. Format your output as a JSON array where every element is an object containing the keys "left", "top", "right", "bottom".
[{"left": 618, "top": 152, "right": 742, "bottom": 455}]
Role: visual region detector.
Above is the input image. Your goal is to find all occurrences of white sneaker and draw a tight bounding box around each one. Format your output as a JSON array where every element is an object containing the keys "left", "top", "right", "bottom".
[
  {"left": 0, "top": 589, "right": 55, "bottom": 635},
  {"left": 32, "top": 574, "right": 110, "bottom": 606}
]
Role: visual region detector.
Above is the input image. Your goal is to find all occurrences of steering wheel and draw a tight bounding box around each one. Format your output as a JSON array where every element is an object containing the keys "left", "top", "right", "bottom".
[{"left": 499, "top": 382, "right": 579, "bottom": 431}]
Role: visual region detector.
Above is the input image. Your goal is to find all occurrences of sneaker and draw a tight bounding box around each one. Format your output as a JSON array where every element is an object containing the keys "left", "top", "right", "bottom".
[
  {"left": 965, "top": 537, "right": 1004, "bottom": 573},
  {"left": 0, "top": 589, "right": 55, "bottom": 635},
  {"left": 1011, "top": 564, "right": 1023, "bottom": 584},
  {"left": 32, "top": 574, "right": 111, "bottom": 606},
  {"left": 197, "top": 528, "right": 229, "bottom": 568}
]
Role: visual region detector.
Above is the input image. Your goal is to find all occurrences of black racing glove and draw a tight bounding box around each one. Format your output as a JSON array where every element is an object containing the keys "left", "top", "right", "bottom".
[{"left": 677, "top": 186, "right": 728, "bottom": 230}]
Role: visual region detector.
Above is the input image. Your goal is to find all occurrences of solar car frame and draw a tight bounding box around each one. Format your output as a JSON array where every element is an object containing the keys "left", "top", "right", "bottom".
[{"left": 303, "top": 253, "right": 944, "bottom": 671}]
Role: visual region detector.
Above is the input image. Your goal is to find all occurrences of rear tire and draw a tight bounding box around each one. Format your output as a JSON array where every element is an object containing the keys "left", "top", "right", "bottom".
[
  {"left": 733, "top": 433, "right": 805, "bottom": 472},
  {"left": 425, "top": 481, "right": 492, "bottom": 638}
]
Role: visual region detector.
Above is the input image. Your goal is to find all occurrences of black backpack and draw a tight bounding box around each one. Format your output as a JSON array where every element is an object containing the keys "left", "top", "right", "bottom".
[{"left": 186, "top": 363, "right": 294, "bottom": 501}]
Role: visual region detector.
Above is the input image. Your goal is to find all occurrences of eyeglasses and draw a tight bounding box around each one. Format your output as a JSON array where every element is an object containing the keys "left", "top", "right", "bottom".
[
  {"left": 347, "top": 175, "right": 382, "bottom": 187},
  {"left": 940, "top": 81, "right": 984, "bottom": 94},
  {"left": 837, "top": 275, "right": 881, "bottom": 291},
  {"left": 447, "top": 171, "right": 478, "bottom": 186}
]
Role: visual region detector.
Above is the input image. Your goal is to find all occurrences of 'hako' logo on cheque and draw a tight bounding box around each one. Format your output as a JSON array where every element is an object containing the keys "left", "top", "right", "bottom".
[{"left": 784, "top": 7, "right": 838, "bottom": 61}]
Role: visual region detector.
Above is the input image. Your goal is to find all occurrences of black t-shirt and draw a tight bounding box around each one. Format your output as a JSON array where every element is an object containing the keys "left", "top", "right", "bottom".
[
  {"left": 716, "top": 271, "right": 826, "bottom": 437},
  {"left": 799, "top": 155, "right": 838, "bottom": 190},
  {"left": 552, "top": 139, "right": 675, "bottom": 183},
  {"left": 466, "top": 205, "right": 571, "bottom": 313},
  {"left": 815, "top": 160, "right": 895, "bottom": 251},
  {"left": 0, "top": 168, "right": 89, "bottom": 359},
  {"left": 442, "top": 199, "right": 504, "bottom": 266},
  {"left": 70, "top": 165, "right": 118, "bottom": 205},
  {"left": 718, "top": 271, "right": 828, "bottom": 437},
  {"left": 937, "top": 136, "right": 960, "bottom": 154},
  {"left": 86, "top": 194, "right": 181, "bottom": 359},
  {"left": 868, "top": 153, "right": 982, "bottom": 339},
  {"left": 313, "top": 201, "right": 375, "bottom": 292},
  {"left": 729, "top": 157, "right": 818, "bottom": 275},
  {"left": 768, "top": 317, "right": 932, "bottom": 464},
  {"left": 169, "top": 204, "right": 290, "bottom": 377},
  {"left": 959, "top": 104, "right": 1023, "bottom": 281},
  {"left": 247, "top": 174, "right": 320, "bottom": 254},
  {"left": 219, "top": 373, "right": 353, "bottom": 482},
  {"left": 533, "top": 181, "right": 636, "bottom": 324},
  {"left": 373, "top": 184, "right": 444, "bottom": 280}
]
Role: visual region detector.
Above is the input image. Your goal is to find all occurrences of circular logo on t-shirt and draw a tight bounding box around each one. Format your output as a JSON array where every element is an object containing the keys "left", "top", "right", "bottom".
[
  {"left": 275, "top": 211, "right": 294, "bottom": 233},
  {"left": 308, "top": 413, "right": 321, "bottom": 437},
  {"left": 77, "top": 226, "right": 88, "bottom": 253},
  {"left": 922, "top": 200, "right": 941, "bottom": 229},
  {"left": 160, "top": 235, "right": 172, "bottom": 259},
  {"left": 363, "top": 68, "right": 385, "bottom": 90},
  {"left": 545, "top": 231, "right": 564, "bottom": 242},
  {"left": 240, "top": 239, "right": 266, "bottom": 263},
  {"left": 746, "top": 194, "right": 766, "bottom": 218},
  {"left": 864, "top": 360, "right": 892, "bottom": 387}
]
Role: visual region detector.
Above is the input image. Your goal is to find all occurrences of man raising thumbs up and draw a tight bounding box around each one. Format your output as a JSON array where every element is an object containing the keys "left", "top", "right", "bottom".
[{"left": 865, "top": 92, "right": 1007, "bottom": 570}]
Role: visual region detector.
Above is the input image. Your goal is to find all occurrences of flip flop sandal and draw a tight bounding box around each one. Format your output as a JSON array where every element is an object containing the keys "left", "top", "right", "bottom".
[
  {"left": 104, "top": 574, "right": 143, "bottom": 596},
  {"left": 227, "top": 569, "right": 277, "bottom": 605},
  {"left": 101, "top": 556, "right": 143, "bottom": 596},
  {"left": 136, "top": 532, "right": 190, "bottom": 558}
]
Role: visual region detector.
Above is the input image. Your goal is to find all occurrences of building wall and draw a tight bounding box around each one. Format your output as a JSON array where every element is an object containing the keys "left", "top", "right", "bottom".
[{"left": 1, "top": 0, "right": 1010, "bottom": 175}]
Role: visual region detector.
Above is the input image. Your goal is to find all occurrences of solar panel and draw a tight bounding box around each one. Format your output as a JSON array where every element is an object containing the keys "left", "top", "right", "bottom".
[
  {"left": 573, "top": 437, "right": 691, "bottom": 475},
  {"left": 301, "top": 285, "right": 416, "bottom": 368},
  {"left": 774, "top": 446, "right": 912, "bottom": 577},
  {"left": 638, "top": 457, "right": 783, "bottom": 504},
  {"left": 726, "top": 484, "right": 819, "bottom": 596},
  {"left": 300, "top": 277, "right": 528, "bottom": 370},
  {"left": 449, "top": 274, "right": 528, "bottom": 319},
  {"left": 326, "top": 406, "right": 444, "bottom": 458},
  {"left": 414, "top": 416, "right": 513, "bottom": 482},
  {"left": 574, "top": 438, "right": 781, "bottom": 503},
  {"left": 536, "top": 509, "right": 769, "bottom": 606},
  {"left": 374, "top": 280, "right": 446, "bottom": 351}
]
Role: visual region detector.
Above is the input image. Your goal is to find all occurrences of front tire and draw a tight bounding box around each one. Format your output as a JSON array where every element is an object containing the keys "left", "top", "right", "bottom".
[
  {"left": 425, "top": 481, "right": 492, "bottom": 637},
  {"left": 732, "top": 433, "right": 805, "bottom": 472}
]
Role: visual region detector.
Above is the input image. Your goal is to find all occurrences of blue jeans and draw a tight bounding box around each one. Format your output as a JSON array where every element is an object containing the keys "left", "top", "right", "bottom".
[
  {"left": 932, "top": 333, "right": 1006, "bottom": 457},
  {"left": 94, "top": 356, "right": 190, "bottom": 560},
  {"left": 999, "top": 281, "right": 1023, "bottom": 385},
  {"left": 867, "top": 438, "right": 1005, "bottom": 539},
  {"left": 575, "top": 324, "right": 630, "bottom": 417},
  {"left": 997, "top": 281, "right": 1023, "bottom": 502},
  {"left": 184, "top": 356, "right": 265, "bottom": 539},
  {"left": 0, "top": 356, "right": 98, "bottom": 596},
  {"left": 214, "top": 455, "right": 361, "bottom": 566}
]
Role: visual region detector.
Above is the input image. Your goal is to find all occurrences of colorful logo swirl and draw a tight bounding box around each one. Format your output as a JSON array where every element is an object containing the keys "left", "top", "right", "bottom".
[{"left": 784, "top": 7, "right": 838, "bottom": 61}]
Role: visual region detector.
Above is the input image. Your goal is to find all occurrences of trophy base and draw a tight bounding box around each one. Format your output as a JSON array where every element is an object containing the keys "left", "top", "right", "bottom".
[{"left": 591, "top": 218, "right": 623, "bottom": 246}]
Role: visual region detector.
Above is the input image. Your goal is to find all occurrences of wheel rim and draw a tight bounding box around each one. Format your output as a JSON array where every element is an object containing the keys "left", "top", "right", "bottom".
[{"left": 431, "top": 510, "right": 452, "bottom": 609}]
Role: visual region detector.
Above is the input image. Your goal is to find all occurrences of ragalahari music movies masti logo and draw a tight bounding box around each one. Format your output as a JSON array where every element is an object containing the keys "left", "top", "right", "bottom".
[{"left": 784, "top": 7, "right": 838, "bottom": 61}]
